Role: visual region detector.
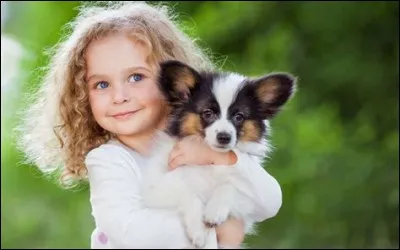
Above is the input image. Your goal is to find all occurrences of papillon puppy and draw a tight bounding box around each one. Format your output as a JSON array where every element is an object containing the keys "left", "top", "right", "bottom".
[{"left": 140, "top": 60, "right": 297, "bottom": 249}]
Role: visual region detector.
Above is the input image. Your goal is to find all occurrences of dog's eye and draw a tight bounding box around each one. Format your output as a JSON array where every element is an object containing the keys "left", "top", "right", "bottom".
[
  {"left": 202, "top": 109, "right": 215, "bottom": 121},
  {"left": 234, "top": 112, "right": 244, "bottom": 124}
]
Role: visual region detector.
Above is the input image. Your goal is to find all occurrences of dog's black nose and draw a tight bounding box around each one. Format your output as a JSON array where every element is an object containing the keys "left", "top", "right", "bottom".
[{"left": 217, "top": 132, "right": 231, "bottom": 145}]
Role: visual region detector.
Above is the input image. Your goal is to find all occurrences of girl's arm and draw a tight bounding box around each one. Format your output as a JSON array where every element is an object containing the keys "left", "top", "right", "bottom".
[
  {"left": 229, "top": 148, "right": 282, "bottom": 222},
  {"left": 85, "top": 144, "right": 193, "bottom": 249}
]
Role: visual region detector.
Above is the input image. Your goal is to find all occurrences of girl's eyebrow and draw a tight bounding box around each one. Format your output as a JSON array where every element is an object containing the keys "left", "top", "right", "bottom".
[
  {"left": 86, "top": 74, "right": 106, "bottom": 83},
  {"left": 86, "top": 66, "right": 153, "bottom": 83},
  {"left": 122, "top": 66, "right": 153, "bottom": 75}
]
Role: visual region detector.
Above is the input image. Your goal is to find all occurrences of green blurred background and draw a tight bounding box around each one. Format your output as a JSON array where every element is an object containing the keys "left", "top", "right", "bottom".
[{"left": 1, "top": 1, "right": 398, "bottom": 249}]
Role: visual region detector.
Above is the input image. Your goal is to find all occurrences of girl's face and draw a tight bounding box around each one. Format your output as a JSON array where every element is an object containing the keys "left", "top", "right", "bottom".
[{"left": 85, "top": 33, "right": 166, "bottom": 137}]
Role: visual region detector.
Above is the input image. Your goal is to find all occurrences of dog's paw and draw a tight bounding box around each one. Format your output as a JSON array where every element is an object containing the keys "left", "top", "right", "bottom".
[
  {"left": 184, "top": 219, "right": 209, "bottom": 249},
  {"left": 188, "top": 228, "right": 208, "bottom": 249},
  {"left": 203, "top": 203, "right": 230, "bottom": 227}
]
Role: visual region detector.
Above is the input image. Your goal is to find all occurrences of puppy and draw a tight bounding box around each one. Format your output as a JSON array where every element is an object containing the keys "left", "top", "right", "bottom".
[{"left": 139, "top": 60, "right": 297, "bottom": 249}]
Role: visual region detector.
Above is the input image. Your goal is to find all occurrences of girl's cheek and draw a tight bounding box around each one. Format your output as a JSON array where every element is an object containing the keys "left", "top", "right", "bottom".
[
  {"left": 89, "top": 94, "right": 109, "bottom": 117},
  {"left": 138, "top": 82, "right": 164, "bottom": 103}
]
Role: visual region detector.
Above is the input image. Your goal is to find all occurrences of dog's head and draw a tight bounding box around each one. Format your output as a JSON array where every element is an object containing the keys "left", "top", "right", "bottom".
[{"left": 158, "top": 60, "right": 297, "bottom": 152}]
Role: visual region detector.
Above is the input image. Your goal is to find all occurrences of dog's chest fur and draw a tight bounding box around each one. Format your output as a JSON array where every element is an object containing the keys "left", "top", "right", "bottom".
[{"left": 139, "top": 131, "right": 245, "bottom": 206}]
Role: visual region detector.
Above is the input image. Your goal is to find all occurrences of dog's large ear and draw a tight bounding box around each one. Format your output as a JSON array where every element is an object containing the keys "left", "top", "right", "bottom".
[
  {"left": 158, "top": 60, "right": 201, "bottom": 103},
  {"left": 253, "top": 72, "right": 297, "bottom": 119}
]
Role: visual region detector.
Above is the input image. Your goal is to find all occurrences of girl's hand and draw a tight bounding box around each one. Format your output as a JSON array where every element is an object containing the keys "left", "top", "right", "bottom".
[
  {"left": 168, "top": 135, "right": 238, "bottom": 171},
  {"left": 215, "top": 217, "right": 245, "bottom": 249}
]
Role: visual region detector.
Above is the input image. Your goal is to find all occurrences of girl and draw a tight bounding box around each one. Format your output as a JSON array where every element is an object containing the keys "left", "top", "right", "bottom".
[{"left": 17, "top": 1, "right": 282, "bottom": 249}]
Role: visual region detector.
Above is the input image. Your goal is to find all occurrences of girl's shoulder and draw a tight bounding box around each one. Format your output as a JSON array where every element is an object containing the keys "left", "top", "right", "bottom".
[{"left": 85, "top": 138, "right": 143, "bottom": 173}]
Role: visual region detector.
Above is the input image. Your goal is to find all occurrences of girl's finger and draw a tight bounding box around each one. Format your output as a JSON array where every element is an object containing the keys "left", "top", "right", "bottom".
[
  {"left": 168, "top": 155, "right": 186, "bottom": 171},
  {"left": 168, "top": 147, "right": 183, "bottom": 164}
]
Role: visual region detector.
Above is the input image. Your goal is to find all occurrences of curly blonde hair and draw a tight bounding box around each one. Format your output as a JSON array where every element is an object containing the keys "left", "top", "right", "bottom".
[{"left": 16, "top": 1, "right": 215, "bottom": 188}]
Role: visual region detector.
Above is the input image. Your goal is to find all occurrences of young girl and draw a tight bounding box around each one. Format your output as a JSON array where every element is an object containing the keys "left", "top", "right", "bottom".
[{"left": 17, "top": 1, "right": 282, "bottom": 249}]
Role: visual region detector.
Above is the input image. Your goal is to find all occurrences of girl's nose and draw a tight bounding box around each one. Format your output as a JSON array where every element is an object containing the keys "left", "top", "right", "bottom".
[{"left": 112, "top": 85, "right": 131, "bottom": 104}]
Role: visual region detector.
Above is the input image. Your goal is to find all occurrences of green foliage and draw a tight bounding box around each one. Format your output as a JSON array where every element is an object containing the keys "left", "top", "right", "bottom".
[{"left": 1, "top": 1, "right": 398, "bottom": 248}]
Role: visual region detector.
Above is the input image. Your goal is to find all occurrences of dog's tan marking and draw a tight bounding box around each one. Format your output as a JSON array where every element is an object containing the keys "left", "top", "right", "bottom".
[
  {"left": 175, "top": 67, "right": 196, "bottom": 93},
  {"left": 256, "top": 78, "right": 280, "bottom": 103},
  {"left": 180, "top": 113, "right": 203, "bottom": 136},
  {"left": 239, "top": 120, "right": 261, "bottom": 142}
]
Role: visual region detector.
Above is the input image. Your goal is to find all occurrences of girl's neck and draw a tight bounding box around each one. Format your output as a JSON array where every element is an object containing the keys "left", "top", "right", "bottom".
[
  {"left": 117, "top": 128, "right": 157, "bottom": 156},
  {"left": 116, "top": 111, "right": 169, "bottom": 156}
]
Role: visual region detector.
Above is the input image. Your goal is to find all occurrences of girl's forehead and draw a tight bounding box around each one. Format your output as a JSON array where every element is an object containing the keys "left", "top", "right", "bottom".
[{"left": 85, "top": 33, "right": 156, "bottom": 73}]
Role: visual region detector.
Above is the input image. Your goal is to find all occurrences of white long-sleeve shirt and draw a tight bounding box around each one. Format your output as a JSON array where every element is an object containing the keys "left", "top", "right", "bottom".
[{"left": 85, "top": 138, "right": 282, "bottom": 249}]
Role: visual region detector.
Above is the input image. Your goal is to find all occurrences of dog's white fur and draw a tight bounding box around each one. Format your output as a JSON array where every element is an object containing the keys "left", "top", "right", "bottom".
[
  {"left": 139, "top": 126, "right": 271, "bottom": 249},
  {"left": 204, "top": 74, "right": 247, "bottom": 151}
]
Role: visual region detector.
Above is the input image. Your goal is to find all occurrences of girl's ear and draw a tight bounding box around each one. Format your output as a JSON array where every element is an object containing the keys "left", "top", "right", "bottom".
[
  {"left": 253, "top": 72, "right": 297, "bottom": 119},
  {"left": 158, "top": 60, "right": 201, "bottom": 103}
]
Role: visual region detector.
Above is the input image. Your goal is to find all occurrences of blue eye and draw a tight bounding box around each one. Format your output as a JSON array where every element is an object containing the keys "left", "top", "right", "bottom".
[
  {"left": 129, "top": 73, "right": 143, "bottom": 83},
  {"left": 96, "top": 81, "right": 109, "bottom": 89}
]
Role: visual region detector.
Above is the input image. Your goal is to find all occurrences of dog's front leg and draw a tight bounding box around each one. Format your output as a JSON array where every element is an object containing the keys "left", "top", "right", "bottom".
[
  {"left": 179, "top": 194, "right": 211, "bottom": 249},
  {"left": 203, "top": 183, "right": 236, "bottom": 227}
]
